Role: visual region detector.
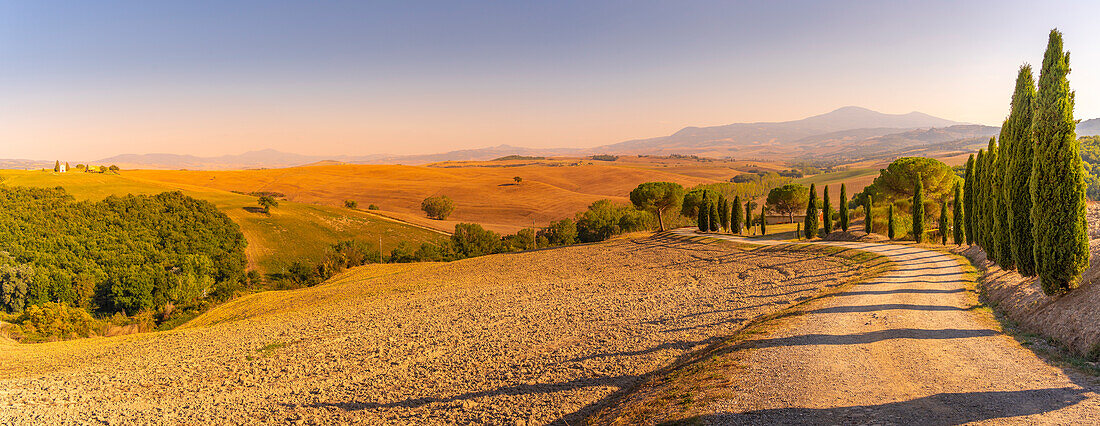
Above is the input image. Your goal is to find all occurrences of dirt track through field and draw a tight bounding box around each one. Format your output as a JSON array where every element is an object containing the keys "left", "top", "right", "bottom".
[{"left": 664, "top": 229, "right": 1100, "bottom": 424}]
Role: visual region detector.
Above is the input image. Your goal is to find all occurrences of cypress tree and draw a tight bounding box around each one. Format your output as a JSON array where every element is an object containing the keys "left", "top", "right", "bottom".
[
  {"left": 822, "top": 185, "right": 833, "bottom": 234},
  {"left": 953, "top": 182, "right": 964, "bottom": 245},
  {"left": 1005, "top": 64, "right": 1037, "bottom": 276},
  {"left": 709, "top": 202, "right": 720, "bottom": 232},
  {"left": 887, "top": 204, "right": 896, "bottom": 240},
  {"left": 993, "top": 124, "right": 1014, "bottom": 269},
  {"left": 745, "top": 201, "right": 753, "bottom": 236},
  {"left": 839, "top": 184, "right": 849, "bottom": 232},
  {"left": 864, "top": 196, "right": 872, "bottom": 234},
  {"left": 980, "top": 138, "right": 997, "bottom": 254},
  {"left": 1031, "top": 29, "right": 1089, "bottom": 294},
  {"left": 760, "top": 207, "right": 767, "bottom": 235},
  {"left": 973, "top": 150, "right": 984, "bottom": 247},
  {"left": 718, "top": 195, "right": 730, "bottom": 232},
  {"left": 731, "top": 195, "right": 743, "bottom": 234},
  {"left": 697, "top": 203, "right": 708, "bottom": 232},
  {"left": 940, "top": 201, "right": 949, "bottom": 245},
  {"left": 804, "top": 183, "right": 819, "bottom": 239},
  {"left": 53, "top": 160, "right": 60, "bottom": 172},
  {"left": 963, "top": 154, "right": 975, "bottom": 245},
  {"left": 912, "top": 175, "right": 924, "bottom": 243}
]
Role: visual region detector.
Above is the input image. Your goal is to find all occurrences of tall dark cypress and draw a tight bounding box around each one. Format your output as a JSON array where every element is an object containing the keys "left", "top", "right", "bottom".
[
  {"left": 963, "top": 154, "right": 975, "bottom": 245},
  {"left": 993, "top": 124, "right": 1014, "bottom": 268},
  {"left": 912, "top": 175, "right": 924, "bottom": 243},
  {"left": 980, "top": 138, "right": 997, "bottom": 254},
  {"left": 864, "top": 196, "right": 872, "bottom": 234},
  {"left": 718, "top": 195, "right": 730, "bottom": 232},
  {"left": 760, "top": 206, "right": 767, "bottom": 235},
  {"left": 940, "top": 201, "right": 949, "bottom": 245},
  {"left": 887, "top": 203, "right": 896, "bottom": 240},
  {"left": 973, "top": 149, "right": 984, "bottom": 246},
  {"left": 731, "top": 195, "right": 743, "bottom": 234},
  {"left": 1005, "top": 65, "right": 1037, "bottom": 276},
  {"left": 709, "top": 202, "right": 720, "bottom": 232},
  {"left": 745, "top": 201, "right": 753, "bottom": 236},
  {"left": 697, "top": 203, "right": 708, "bottom": 232},
  {"left": 1031, "top": 29, "right": 1089, "bottom": 294},
  {"left": 804, "top": 183, "right": 819, "bottom": 239},
  {"left": 953, "top": 182, "right": 964, "bottom": 245},
  {"left": 839, "top": 184, "right": 849, "bottom": 232},
  {"left": 822, "top": 185, "right": 833, "bottom": 234}
]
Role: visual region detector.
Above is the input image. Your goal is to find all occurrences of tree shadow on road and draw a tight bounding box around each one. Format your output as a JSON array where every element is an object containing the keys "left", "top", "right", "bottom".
[
  {"left": 807, "top": 303, "right": 966, "bottom": 314},
  {"left": 679, "top": 387, "right": 1089, "bottom": 425}
]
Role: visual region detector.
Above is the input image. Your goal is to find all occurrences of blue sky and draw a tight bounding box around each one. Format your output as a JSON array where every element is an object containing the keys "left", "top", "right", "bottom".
[{"left": 1, "top": 1, "right": 1098, "bottom": 160}]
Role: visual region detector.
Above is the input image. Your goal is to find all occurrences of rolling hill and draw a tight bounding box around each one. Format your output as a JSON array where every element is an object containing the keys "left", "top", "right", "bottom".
[{"left": 0, "top": 170, "right": 444, "bottom": 274}]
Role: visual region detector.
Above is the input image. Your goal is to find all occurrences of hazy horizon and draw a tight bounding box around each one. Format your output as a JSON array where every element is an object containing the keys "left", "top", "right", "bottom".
[{"left": 3, "top": 1, "right": 1100, "bottom": 160}]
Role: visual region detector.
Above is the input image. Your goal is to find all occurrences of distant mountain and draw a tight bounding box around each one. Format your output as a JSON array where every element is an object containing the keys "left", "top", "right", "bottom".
[
  {"left": 1080, "top": 118, "right": 1100, "bottom": 136},
  {"left": 596, "top": 106, "right": 965, "bottom": 158},
  {"left": 56, "top": 107, "right": 1076, "bottom": 170}
]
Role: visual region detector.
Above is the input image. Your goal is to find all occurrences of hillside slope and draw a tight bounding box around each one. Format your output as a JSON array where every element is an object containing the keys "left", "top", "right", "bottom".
[
  {"left": 0, "top": 170, "right": 443, "bottom": 273},
  {"left": 128, "top": 162, "right": 722, "bottom": 233},
  {"left": 0, "top": 235, "right": 878, "bottom": 424}
]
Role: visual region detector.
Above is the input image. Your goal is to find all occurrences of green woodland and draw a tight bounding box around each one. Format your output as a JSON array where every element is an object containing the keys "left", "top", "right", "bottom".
[{"left": 0, "top": 187, "right": 247, "bottom": 316}]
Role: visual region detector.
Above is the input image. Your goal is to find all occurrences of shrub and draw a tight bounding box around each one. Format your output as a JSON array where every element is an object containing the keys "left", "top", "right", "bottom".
[
  {"left": 576, "top": 199, "right": 652, "bottom": 242},
  {"left": 12, "top": 302, "right": 101, "bottom": 342},
  {"left": 538, "top": 219, "right": 577, "bottom": 246},
  {"left": 344, "top": 200, "right": 358, "bottom": 209},
  {"left": 421, "top": 195, "right": 455, "bottom": 220},
  {"left": 368, "top": 204, "right": 380, "bottom": 210},
  {"left": 451, "top": 223, "right": 501, "bottom": 258}
]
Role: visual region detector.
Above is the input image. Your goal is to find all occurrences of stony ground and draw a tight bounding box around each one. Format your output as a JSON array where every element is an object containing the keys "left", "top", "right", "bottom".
[
  {"left": 0, "top": 234, "right": 871, "bottom": 425},
  {"left": 593, "top": 230, "right": 1100, "bottom": 424}
]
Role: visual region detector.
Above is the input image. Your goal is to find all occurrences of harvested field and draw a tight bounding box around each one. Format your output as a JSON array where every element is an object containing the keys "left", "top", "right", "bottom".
[{"left": 0, "top": 234, "right": 877, "bottom": 424}]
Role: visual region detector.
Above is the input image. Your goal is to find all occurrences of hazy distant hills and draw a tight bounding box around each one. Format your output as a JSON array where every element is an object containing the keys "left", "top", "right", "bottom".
[{"left": 20, "top": 106, "right": 1097, "bottom": 170}]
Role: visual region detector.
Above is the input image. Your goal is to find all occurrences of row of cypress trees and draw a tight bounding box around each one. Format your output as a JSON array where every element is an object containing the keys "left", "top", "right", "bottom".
[
  {"left": 801, "top": 183, "right": 853, "bottom": 239},
  {"left": 696, "top": 195, "right": 766, "bottom": 235},
  {"left": 963, "top": 29, "right": 1088, "bottom": 295}
]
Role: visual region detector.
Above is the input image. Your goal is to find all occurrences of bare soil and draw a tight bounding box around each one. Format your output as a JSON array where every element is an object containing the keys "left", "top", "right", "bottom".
[
  {"left": 0, "top": 234, "right": 871, "bottom": 424},
  {"left": 592, "top": 230, "right": 1100, "bottom": 424}
]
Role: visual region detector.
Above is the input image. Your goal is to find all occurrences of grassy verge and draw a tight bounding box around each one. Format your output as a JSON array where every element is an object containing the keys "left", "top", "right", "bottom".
[
  {"left": 586, "top": 236, "right": 894, "bottom": 425},
  {"left": 938, "top": 245, "right": 1100, "bottom": 377}
]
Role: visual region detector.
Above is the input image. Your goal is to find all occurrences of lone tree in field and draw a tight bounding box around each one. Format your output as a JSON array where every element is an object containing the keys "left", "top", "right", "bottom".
[
  {"left": 1005, "top": 64, "right": 1037, "bottom": 275},
  {"left": 709, "top": 202, "right": 720, "bottom": 232},
  {"left": 864, "top": 196, "right": 873, "bottom": 234},
  {"left": 513, "top": 176, "right": 522, "bottom": 184},
  {"left": 258, "top": 195, "right": 279, "bottom": 214},
  {"left": 421, "top": 195, "right": 455, "bottom": 220},
  {"left": 839, "top": 184, "right": 849, "bottom": 232},
  {"left": 887, "top": 203, "right": 896, "bottom": 240},
  {"left": 993, "top": 125, "right": 1014, "bottom": 269},
  {"left": 804, "top": 183, "right": 819, "bottom": 239},
  {"left": 953, "top": 182, "right": 964, "bottom": 245},
  {"left": 731, "top": 195, "right": 743, "bottom": 234},
  {"left": 963, "top": 154, "right": 975, "bottom": 245},
  {"left": 822, "top": 185, "right": 833, "bottom": 234},
  {"left": 766, "top": 184, "right": 810, "bottom": 223},
  {"left": 629, "top": 182, "right": 685, "bottom": 232},
  {"left": 1031, "top": 29, "right": 1089, "bottom": 295},
  {"left": 940, "top": 201, "right": 949, "bottom": 245},
  {"left": 912, "top": 175, "right": 925, "bottom": 243}
]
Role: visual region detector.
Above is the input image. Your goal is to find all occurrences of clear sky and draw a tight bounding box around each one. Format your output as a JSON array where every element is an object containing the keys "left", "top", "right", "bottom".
[{"left": 2, "top": 0, "right": 1099, "bottom": 160}]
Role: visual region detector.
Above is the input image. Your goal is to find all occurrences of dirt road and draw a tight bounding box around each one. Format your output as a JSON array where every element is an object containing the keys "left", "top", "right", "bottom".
[{"left": 656, "top": 229, "right": 1100, "bottom": 424}]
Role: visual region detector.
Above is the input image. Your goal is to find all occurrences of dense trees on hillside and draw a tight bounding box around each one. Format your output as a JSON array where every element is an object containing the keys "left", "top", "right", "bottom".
[{"left": 0, "top": 187, "right": 247, "bottom": 315}]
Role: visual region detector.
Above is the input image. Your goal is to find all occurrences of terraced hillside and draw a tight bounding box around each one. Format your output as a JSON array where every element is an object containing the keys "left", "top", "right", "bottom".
[
  {"left": 0, "top": 170, "right": 443, "bottom": 273},
  {"left": 0, "top": 234, "right": 881, "bottom": 424}
]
